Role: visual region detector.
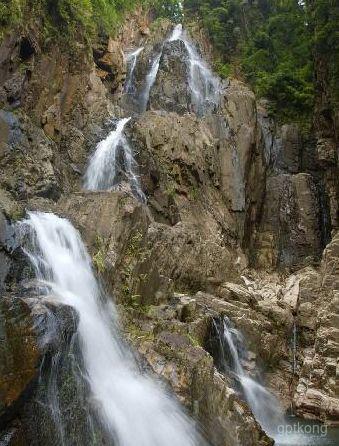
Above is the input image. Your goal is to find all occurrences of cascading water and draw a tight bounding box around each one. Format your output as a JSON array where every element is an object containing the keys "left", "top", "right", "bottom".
[
  {"left": 139, "top": 24, "right": 219, "bottom": 115},
  {"left": 214, "top": 317, "right": 285, "bottom": 437},
  {"left": 19, "top": 211, "right": 204, "bottom": 446},
  {"left": 169, "top": 24, "right": 220, "bottom": 115},
  {"left": 83, "top": 117, "right": 145, "bottom": 202},
  {"left": 139, "top": 52, "right": 161, "bottom": 111},
  {"left": 213, "top": 317, "right": 327, "bottom": 446},
  {"left": 139, "top": 25, "right": 181, "bottom": 111},
  {"left": 124, "top": 47, "right": 144, "bottom": 94}
]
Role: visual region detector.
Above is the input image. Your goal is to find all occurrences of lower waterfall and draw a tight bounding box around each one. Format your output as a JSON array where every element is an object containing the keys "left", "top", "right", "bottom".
[
  {"left": 19, "top": 211, "right": 204, "bottom": 446},
  {"left": 213, "top": 317, "right": 325, "bottom": 446}
]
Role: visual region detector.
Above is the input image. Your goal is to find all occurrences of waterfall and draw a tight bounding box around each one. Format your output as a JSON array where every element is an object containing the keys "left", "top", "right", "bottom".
[
  {"left": 124, "top": 47, "right": 144, "bottom": 94},
  {"left": 214, "top": 317, "right": 285, "bottom": 437},
  {"left": 139, "top": 24, "right": 220, "bottom": 114},
  {"left": 19, "top": 211, "right": 204, "bottom": 446},
  {"left": 169, "top": 24, "right": 220, "bottom": 116},
  {"left": 83, "top": 117, "right": 145, "bottom": 202},
  {"left": 139, "top": 25, "right": 183, "bottom": 111},
  {"left": 139, "top": 52, "right": 162, "bottom": 111}
]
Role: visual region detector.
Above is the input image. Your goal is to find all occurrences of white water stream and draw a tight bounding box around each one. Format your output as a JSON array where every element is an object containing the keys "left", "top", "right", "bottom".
[
  {"left": 140, "top": 24, "right": 219, "bottom": 114},
  {"left": 20, "top": 211, "right": 203, "bottom": 446},
  {"left": 124, "top": 47, "right": 144, "bottom": 93},
  {"left": 139, "top": 52, "right": 162, "bottom": 111},
  {"left": 215, "top": 317, "right": 284, "bottom": 436},
  {"left": 83, "top": 118, "right": 145, "bottom": 202},
  {"left": 214, "top": 317, "right": 323, "bottom": 445},
  {"left": 169, "top": 24, "right": 220, "bottom": 115}
]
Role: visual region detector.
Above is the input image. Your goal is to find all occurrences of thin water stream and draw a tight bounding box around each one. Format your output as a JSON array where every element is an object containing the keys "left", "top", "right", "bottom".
[
  {"left": 213, "top": 317, "right": 338, "bottom": 446},
  {"left": 124, "top": 47, "right": 144, "bottom": 94}
]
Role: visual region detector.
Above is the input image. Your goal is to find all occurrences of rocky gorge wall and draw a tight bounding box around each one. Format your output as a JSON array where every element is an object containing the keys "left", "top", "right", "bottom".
[{"left": 0, "top": 7, "right": 338, "bottom": 446}]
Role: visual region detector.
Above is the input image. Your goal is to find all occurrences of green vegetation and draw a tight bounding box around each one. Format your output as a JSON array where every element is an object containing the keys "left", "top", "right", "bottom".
[
  {"left": 307, "top": 0, "right": 339, "bottom": 118},
  {"left": 184, "top": 0, "right": 318, "bottom": 124},
  {"left": 150, "top": 0, "right": 183, "bottom": 22},
  {"left": 0, "top": 0, "right": 138, "bottom": 42},
  {"left": 0, "top": 0, "right": 185, "bottom": 42}
]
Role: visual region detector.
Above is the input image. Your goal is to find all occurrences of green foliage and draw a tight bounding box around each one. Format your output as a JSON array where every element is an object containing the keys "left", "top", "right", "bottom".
[
  {"left": 184, "top": 0, "right": 319, "bottom": 124},
  {"left": 214, "top": 59, "right": 232, "bottom": 79},
  {"left": 0, "top": 0, "right": 140, "bottom": 42},
  {"left": 149, "top": 0, "right": 183, "bottom": 22},
  {"left": 306, "top": 0, "right": 339, "bottom": 110}
]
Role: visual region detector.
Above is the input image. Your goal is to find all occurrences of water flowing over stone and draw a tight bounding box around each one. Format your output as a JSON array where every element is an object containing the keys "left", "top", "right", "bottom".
[
  {"left": 169, "top": 24, "right": 220, "bottom": 116},
  {"left": 139, "top": 52, "right": 161, "bottom": 111},
  {"left": 139, "top": 26, "right": 183, "bottom": 112},
  {"left": 214, "top": 317, "right": 285, "bottom": 435},
  {"left": 20, "top": 211, "right": 204, "bottom": 446},
  {"left": 139, "top": 24, "right": 219, "bottom": 115},
  {"left": 124, "top": 47, "right": 144, "bottom": 94},
  {"left": 214, "top": 317, "right": 324, "bottom": 446},
  {"left": 83, "top": 118, "right": 145, "bottom": 202}
]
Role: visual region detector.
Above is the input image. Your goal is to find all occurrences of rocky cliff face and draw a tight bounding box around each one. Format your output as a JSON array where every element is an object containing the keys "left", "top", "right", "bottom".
[{"left": 0, "top": 8, "right": 338, "bottom": 446}]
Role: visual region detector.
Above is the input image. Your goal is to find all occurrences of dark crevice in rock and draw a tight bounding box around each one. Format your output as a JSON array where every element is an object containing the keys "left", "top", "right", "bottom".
[{"left": 18, "top": 38, "right": 35, "bottom": 62}]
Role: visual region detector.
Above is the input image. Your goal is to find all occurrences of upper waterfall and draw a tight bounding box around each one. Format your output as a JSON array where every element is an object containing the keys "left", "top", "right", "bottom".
[
  {"left": 20, "top": 211, "right": 204, "bottom": 446},
  {"left": 139, "top": 52, "right": 162, "bottom": 111},
  {"left": 168, "top": 24, "right": 220, "bottom": 115},
  {"left": 138, "top": 24, "right": 219, "bottom": 115}
]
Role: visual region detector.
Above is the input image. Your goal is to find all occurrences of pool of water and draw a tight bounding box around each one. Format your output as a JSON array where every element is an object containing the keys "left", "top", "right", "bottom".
[{"left": 274, "top": 417, "right": 339, "bottom": 446}]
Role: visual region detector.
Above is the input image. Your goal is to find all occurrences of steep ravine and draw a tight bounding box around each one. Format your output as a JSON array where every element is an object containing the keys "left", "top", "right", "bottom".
[{"left": 0, "top": 9, "right": 338, "bottom": 446}]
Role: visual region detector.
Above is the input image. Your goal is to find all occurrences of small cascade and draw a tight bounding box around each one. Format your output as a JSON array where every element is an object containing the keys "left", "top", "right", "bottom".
[
  {"left": 213, "top": 317, "right": 328, "bottom": 445},
  {"left": 124, "top": 47, "right": 144, "bottom": 93},
  {"left": 169, "top": 24, "right": 220, "bottom": 116},
  {"left": 83, "top": 118, "right": 145, "bottom": 202},
  {"left": 19, "top": 212, "right": 204, "bottom": 446},
  {"left": 214, "top": 317, "right": 285, "bottom": 437}
]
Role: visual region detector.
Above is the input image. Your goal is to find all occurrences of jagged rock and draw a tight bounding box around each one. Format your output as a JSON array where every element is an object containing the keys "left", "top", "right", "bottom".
[
  {"left": 126, "top": 298, "right": 272, "bottom": 446},
  {"left": 0, "top": 110, "right": 60, "bottom": 200},
  {"left": 221, "top": 80, "right": 257, "bottom": 217},
  {"left": 317, "top": 138, "right": 337, "bottom": 166},
  {"left": 93, "top": 36, "right": 125, "bottom": 93}
]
